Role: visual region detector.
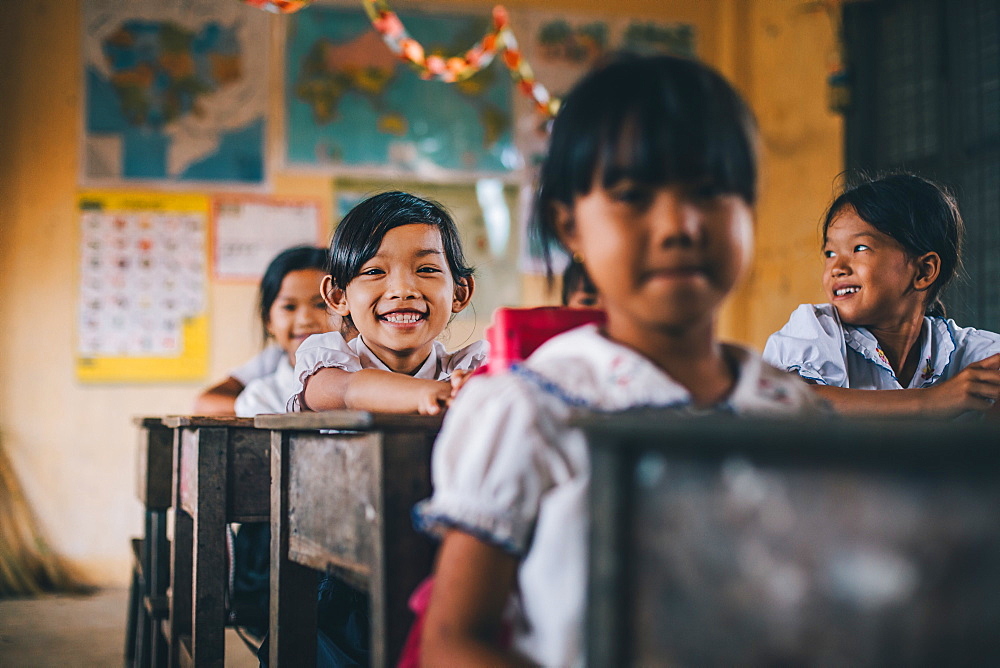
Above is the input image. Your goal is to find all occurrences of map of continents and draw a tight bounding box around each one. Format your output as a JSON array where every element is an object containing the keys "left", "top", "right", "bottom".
[
  {"left": 83, "top": 4, "right": 267, "bottom": 183},
  {"left": 286, "top": 6, "right": 515, "bottom": 174}
]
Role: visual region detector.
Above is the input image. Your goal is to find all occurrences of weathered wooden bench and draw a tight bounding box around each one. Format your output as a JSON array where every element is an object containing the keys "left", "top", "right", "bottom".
[
  {"left": 581, "top": 414, "right": 1000, "bottom": 666},
  {"left": 162, "top": 416, "right": 270, "bottom": 668},
  {"left": 126, "top": 416, "right": 173, "bottom": 668},
  {"left": 255, "top": 411, "right": 442, "bottom": 668}
]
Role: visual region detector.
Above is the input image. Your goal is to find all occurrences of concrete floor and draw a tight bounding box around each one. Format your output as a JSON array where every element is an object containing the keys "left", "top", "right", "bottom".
[{"left": 0, "top": 588, "right": 259, "bottom": 667}]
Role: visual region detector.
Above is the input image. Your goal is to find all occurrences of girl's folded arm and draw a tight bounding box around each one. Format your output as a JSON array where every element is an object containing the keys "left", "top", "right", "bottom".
[
  {"left": 303, "top": 366, "right": 451, "bottom": 414},
  {"left": 811, "top": 384, "right": 928, "bottom": 416},
  {"left": 422, "top": 530, "right": 533, "bottom": 668},
  {"left": 811, "top": 353, "right": 1000, "bottom": 417}
]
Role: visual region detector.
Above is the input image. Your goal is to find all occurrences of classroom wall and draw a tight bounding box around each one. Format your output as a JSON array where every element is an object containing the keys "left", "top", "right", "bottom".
[{"left": 0, "top": 0, "right": 839, "bottom": 584}]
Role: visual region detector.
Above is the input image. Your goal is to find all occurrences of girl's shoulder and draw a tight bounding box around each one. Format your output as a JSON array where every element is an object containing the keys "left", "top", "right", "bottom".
[
  {"left": 297, "top": 331, "right": 353, "bottom": 354},
  {"left": 929, "top": 316, "right": 1000, "bottom": 370},
  {"left": 437, "top": 338, "right": 489, "bottom": 375},
  {"left": 235, "top": 357, "right": 296, "bottom": 417},
  {"left": 726, "top": 344, "right": 830, "bottom": 415},
  {"left": 774, "top": 303, "right": 845, "bottom": 339}
]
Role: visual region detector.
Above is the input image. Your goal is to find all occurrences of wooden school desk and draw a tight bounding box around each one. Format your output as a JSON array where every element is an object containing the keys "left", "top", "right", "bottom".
[
  {"left": 162, "top": 416, "right": 270, "bottom": 668},
  {"left": 580, "top": 414, "right": 1000, "bottom": 666},
  {"left": 254, "top": 411, "right": 442, "bottom": 668},
  {"left": 126, "top": 416, "right": 173, "bottom": 668}
]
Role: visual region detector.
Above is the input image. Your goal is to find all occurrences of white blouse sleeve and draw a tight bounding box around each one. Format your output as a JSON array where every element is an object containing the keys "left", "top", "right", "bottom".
[
  {"left": 413, "top": 374, "right": 563, "bottom": 555},
  {"left": 762, "top": 304, "right": 849, "bottom": 387},
  {"left": 235, "top": 376, "right": 278, "bottom": 417},
  {"left": 286, "top": 332, "right": 363, "bottom": 412},
  {"left": 230, "top": 345, "right": 283, "bottom": 385},
  {"left": 440, "top": 339, "right": 489, "bottom": 377},
  {"left": 948, "top": 320, "right": 1000, "bottom": 372}
]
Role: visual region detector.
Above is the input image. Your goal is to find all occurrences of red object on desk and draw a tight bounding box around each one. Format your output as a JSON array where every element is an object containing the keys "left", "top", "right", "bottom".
[{"left": 480, "top": 306, "right": 606, "bottom": 375}]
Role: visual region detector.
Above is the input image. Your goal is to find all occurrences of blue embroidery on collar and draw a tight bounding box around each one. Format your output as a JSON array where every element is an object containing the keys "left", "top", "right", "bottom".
[{"left": 510, "top": 363, "right": 741, "bottom": 414}]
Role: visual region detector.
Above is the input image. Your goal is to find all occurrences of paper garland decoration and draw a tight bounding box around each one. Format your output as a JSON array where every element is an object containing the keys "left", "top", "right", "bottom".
[
  {"left": 240, "top": 0, "right": 559, "bottom": 115},
  {"left": 362, "top": 1, "right": 559, "bottom": 117},
  {"left": 242, "top": 0, "right": 313, "bottom": 13}
]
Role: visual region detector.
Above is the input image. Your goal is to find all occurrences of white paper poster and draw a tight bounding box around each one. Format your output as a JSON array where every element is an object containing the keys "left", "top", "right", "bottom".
[{"left": 213, "top": 197, "right": 324, "bottom": 280}]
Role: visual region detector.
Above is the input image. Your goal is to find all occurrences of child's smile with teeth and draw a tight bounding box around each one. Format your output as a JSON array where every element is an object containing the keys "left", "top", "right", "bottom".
[
  {"left": 381, "top": 310, "right": 426, "bottom": 325},
  {"left": 834, "top": 286, "right": 860, "bottom": 297}
]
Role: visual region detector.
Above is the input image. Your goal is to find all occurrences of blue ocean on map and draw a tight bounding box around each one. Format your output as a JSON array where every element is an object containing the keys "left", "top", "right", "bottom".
[{"left": 86, "top": 20, "right": 263, "bottom": 182}]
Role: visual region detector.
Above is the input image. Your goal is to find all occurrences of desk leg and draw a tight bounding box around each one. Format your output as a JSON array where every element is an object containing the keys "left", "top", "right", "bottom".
[
  {"left": 148, "top": 509, "right": 169, "bottom": 668},
  {"left": 190, "top": 427, "right": 227, "bottom": 668},
  {"left": 126, "top": 559, "right": 142, "bottom": 667},
  {"left": 373, "top": 430, "right": 435, "bottom": 667},
  {"left": 169, "top": 505, "right": 192, "bottom": 665},
  {"left": 270, "top": 431, "right": 317, "bottom": 667}
]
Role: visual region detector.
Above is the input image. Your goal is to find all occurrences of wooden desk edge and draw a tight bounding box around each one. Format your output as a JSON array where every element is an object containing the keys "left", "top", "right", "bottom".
[
  {"left": 161, "top": 415, "right": 257, "bottom": 428},
  {"left": 255, "top": 410, "right": 443, "bottom": 431},
  {"left": 133, "top": 416, "right": 168, "bottom": 428}
]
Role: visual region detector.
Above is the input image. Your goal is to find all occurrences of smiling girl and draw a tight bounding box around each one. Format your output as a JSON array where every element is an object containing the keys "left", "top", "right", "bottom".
[
  {"left": 234, "top": 246, "right": 334, "bottom": 417},
  {"left": 764, "top": 173, "right": 1000, "bottom": 417},
  {"left": 287, "top": 191, "right": 486, "bottom": 415}
]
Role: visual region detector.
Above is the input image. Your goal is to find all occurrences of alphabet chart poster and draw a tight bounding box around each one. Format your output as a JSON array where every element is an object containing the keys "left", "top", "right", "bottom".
[{"left": 76, "top": 191, "right": 209, "bottom": 382}]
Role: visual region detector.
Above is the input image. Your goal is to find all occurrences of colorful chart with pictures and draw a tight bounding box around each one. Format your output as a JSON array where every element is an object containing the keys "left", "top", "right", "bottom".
[
  {"left": 81, "top": 0, "right": 268, "bottom": 184},
  {"left": 285, "top": 4, "right": 516, "bottom": 176},
  {"left": 77, "top": 192, "right": 209, "bottom": 382}
]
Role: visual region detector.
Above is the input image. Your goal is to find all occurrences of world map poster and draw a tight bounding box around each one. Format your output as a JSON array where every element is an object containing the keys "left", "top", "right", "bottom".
[
  {"left": 284, "top": 4, "right": 516, "bottom": 178},
  {"left": 82, "top": 0, "right": 269, "bottom": 185}
]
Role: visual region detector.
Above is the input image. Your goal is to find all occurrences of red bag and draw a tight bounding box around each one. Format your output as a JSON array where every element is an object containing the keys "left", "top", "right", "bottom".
[{"left": 477, "top": 306, "right": 606, "bottom": 376}]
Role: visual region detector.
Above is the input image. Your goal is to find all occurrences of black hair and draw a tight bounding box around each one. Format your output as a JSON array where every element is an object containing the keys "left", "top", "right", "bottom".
[
  {"left": 327, "top": 190, "right": 474, "bottom": 292},
  {"left": 822, "top": 173, "right": 964, "bottom": 317},
  {"left": 534, "top": 53, "right": 759, "bottom": 274},
  {"left": 561, "top": 259, "right": 598, "bottom": 306},
  {"left": 258, "top": 245, "right": 327, "bottom": 343}
]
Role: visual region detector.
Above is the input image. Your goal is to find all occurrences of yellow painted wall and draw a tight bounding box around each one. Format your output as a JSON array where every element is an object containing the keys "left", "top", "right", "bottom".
[{"left": 0, "top": 0, "right": 841, "bottom": 584}]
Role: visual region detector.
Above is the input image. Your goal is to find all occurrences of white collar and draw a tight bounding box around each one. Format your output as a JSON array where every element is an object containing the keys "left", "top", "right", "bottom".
[
  {"left": 521, "top": 324, "right": 790, "bottom": 413},
  {"left": 843, "top": 316, "right": 956, "bottom": 387},
  {"left": 352, "top": 335, "right": 443, "bottom": 379}
]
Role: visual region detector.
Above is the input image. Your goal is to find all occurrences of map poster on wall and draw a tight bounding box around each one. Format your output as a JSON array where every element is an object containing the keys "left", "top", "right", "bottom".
[
  {"left": 513, "top": 11, "right": 696, "bottom": 164},
  {"left": 284, "top": 3, "right": 517, "bottom": 179},
  {"left": 77, "top": 192, "right": 209, "bottom": 382},
  {"left": 212, "top": 196, "right": 326, "bottom": 281},
  {"left": 81, "top": 0, "right": 269, "bottom": 186}
]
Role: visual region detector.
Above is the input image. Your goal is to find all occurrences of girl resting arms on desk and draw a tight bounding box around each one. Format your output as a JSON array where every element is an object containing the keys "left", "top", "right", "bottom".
[
  {"left": 763, "top": 173, "right": 1000, "bottom": 418},
  {"left": 196, "top": 246, "right": 341, "bottom": 416},
  {"left": 234, "top": 245, "right": 334, "bottom": 417},
  {"left": 413, "top": 54, "right": 825, "bottom": 667},
  {"left": 287, "top": 191, "right": 487, "bottom": 415}
]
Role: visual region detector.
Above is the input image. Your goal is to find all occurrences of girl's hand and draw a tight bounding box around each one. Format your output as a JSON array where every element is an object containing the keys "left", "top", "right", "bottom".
[
  {"left": 417, "top": 379, "right": 456, "bottom": 416},
  {"left": 921, "top": 353, "right": 1000, "bottom": 416},
  {"left": 449, "top": 368, "right": 473, "bottom": 398}
]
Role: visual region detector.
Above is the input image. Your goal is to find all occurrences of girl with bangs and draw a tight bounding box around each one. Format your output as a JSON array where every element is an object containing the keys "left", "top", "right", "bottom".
[
  {"left": 287, "top": 191, "right": 487, "bottom": 415},
  {"left": 413, "top": 54, "right": 824, "bottom": 667}
]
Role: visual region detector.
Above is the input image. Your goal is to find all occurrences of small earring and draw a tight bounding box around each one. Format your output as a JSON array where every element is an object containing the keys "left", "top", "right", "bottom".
[{"left": 572, "top": 252, "right": 584, "bottom": 264}]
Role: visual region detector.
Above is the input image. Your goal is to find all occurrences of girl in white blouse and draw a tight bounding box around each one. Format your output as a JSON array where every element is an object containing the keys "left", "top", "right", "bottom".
[
  {"left": 415, "top": 55, "right": 825, "bottom": 667},
  {"left": 764, "top": 173, "right": 1000, "bottom": 418},
  {"left": 234, "top": 245, "right": 333, "bottom": 417},
  {"left": 288, "top": 191, "right": 487, "bottom": 415}
]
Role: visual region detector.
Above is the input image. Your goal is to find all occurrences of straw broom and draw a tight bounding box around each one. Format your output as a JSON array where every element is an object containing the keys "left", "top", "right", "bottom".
[{"left": 0, "top": 440, "right": 91, "bottom": 597}]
